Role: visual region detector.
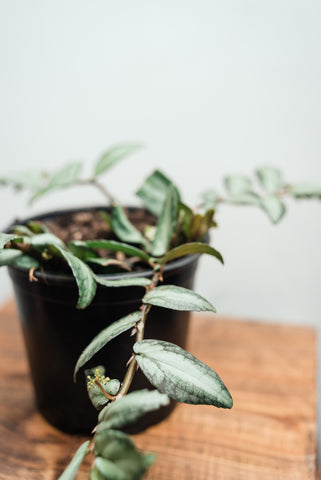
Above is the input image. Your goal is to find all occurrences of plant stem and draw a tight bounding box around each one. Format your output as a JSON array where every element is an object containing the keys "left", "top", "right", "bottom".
[
  {"left": 116, "top": 270, "right": 162, "bottom": 399},
  {"left": 77, "top": 179, "right": 117, "bottom": 206}
]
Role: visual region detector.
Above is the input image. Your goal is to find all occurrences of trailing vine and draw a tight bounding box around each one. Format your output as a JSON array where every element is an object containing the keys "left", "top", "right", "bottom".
[{"left": 0, "top": 143, "right": 320, "bottom": 479}]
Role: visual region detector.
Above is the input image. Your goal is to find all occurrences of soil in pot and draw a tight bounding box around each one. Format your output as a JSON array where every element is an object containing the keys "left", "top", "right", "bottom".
[{"left": 8, "top": 207, "right": 201, "bottom": 434}]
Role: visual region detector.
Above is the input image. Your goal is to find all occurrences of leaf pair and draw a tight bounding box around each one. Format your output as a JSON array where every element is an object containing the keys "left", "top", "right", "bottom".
[
  {"left": 74, "top": 284, "right": 217, "bottom": 379},
  {"left": 9, "top": 143, "right": 142, "bottom": 203},
  {"left": 222, "top": 167, "right": 286, "bottom": 223},
  {"left": 92, "top": 429, "right": 155, "bottom": 480}
]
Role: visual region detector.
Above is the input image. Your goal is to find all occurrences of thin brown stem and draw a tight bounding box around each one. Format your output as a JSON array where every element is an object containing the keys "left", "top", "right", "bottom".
[
  {"left": 116, "top": 270, "right": 162, "bottom": 399},
  {"left": 77, "top": 179, "right": 117, "bottom": 205}
]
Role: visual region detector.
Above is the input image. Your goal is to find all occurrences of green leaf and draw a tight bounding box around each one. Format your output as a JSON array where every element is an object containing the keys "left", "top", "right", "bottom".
[
  {"left": 94, "top": 457, "right": 129, "bottom": 480},
  {"left": 27, "top": 220, "right": 52, "bottom": 234},
  {"left": 68, "top": 241, "right": 99, "bottom": 261},
  {"left": 31, "top": 162, "right": 82, "bottom": 202},
  {"left": 0, "top": 233, "right": 22, "bottom": 249},
  {"left": 29, "top": 232, "right": 66, "bottom": 250},
  {"left": 90, "top": 466, "right": 106, "bottom": 480},
  {"left": 142, "top": 285, "right": 216, "bottom": 312},
  {"left": 226, "top": 192, "right": 260, "bottom": 205},
  {"left": 256, "top": 166, "right": 283, "bottom": 194},
  {"left": 224, "top": 175, "right": 252, "bottom": 195},
  {"left": 93, "top": 143, "right": 143, "bottom": 179},
  {"left": 58, "top": 440, "right": 90, "bottom": 480},
  {"left": 54, "top": 246, "right": 97, "bottom": 309},
  {"left": 90, "top": 467, "right": 106, "bottom": 480},
  {"left": 94, "top": 430, "right": 155, "bottom": 480},
  {"left": 0, "top": 249, "right": 23, "bottom": 266},
  {"left": 112, "top": 206, "right": 147, "bottom": 246},
  {"left": 151, "top": 185, "right": 178, "bottom": 257},
  {"left": 260, "top": 195, "right": 286, "bottom": 224},
  {"left": 10, "top": 224, "right": 35, "bottom": 236},
  {"left": 290, "top": 183, "right": 321, "bottom": 198},
  {"left": 136, "top": 169, "right": 181, "bottom": 216},
  {"left": 85, "top": 240, "right": 150, "bottom": 263},
  {"left": 74, "top": 311, "right": 141, "bottom": 380},
  {"left": 0, "top": 250, "right": 40, "bottom": 269},
  {"left": 0, "top": 171, "right": 47, "bottom": 191},
  {"left": 200, "top": 189, "right": 218, "bottom": 210},
  {"left": 98, "top": 389, "right": 170, "bottom": 430},
  {"left": 29, "top": 234, "right": 97, "bottom": 308},
  {"left": 160, "top": 242, "right": 223, "bottom": 265},
  {"left": 95, "top": 276, "right": 151, "bottom": 288},
  {"left": 134, "top": 340, "right": 233, "bottom": 408},
  {"left": 95, "top": 429, "right": 135, "bottom": 461}
]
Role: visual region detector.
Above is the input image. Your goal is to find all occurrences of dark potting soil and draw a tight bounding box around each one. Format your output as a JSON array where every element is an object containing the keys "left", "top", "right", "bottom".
[
  {"left": 37, "top": 209, "right": 157, "bottom": 273},
  {"left": 43, "top": 209, "right": 156, "bottom": 245}
]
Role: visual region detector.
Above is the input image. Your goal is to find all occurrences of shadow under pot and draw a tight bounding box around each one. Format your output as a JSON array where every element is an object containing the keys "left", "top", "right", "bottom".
[{"left": 7, "top": 207, "right": 201, "bottom": 434}]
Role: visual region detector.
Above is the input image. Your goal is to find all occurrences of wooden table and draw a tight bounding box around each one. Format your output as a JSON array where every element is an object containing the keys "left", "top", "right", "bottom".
[{"left": 0, "top": 301, "right": 318, "bottom": 479}]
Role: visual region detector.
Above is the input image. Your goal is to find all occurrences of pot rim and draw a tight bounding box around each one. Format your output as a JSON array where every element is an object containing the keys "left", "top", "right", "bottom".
[{"left": 8, "top": 205, "right": 203, "bottom": 284}]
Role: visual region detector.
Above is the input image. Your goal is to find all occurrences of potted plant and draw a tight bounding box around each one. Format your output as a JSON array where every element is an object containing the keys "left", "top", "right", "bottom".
[{"left": 0, "top": 143, "right": 320, "bottom": 480}]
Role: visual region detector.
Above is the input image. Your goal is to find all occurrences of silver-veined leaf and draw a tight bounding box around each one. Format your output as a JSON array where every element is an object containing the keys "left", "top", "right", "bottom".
[
  {"left": 74, "top": 311, "right": 141, "bottom": 380},
  {"left": 151, "top": 185, "right": 178, "bottom": 257},
  {"left": 0, "top": 249, "right": 23, "bottom": 266},
  {"left": 290, "top": 183, "right": 321, "bottom": 198},
  {"left": 160, "top": 242, "right": 223, "bottom": 265},
  {"left": 0, "top": 170, "right": 47, "bottom": 191},
  {"left": 93, "top": 143, "right": 143, "bottom": 179},
  {"left": 136, "top": 169, "right": 181, "bottom": 216},
  {"left": 95, "top": 275, "right": 151, "bottom": 288},
  {"left": 54, "top": 246, "right": 97, "bottom": 309},
  {"left": 98, "top": 389, "right": 170, "bottom": 429},
  {"left": 29, "top": 232, "right": 66, "bottom": 249},
  {"left": 29, "top": 235, "right": 96, "bottom": 307},
  {"left": 142, "top": 285, "right": 216, "bottom": 312},
  {"left": 256, "top": 166, "right": 283, "bottom": 194},
  {"left": 112, "top": 206, "right": 147, "bottom": 246},
  {"left": 224, "top": 175, "right": 252, "bottom": 195},
  {"left": 260, "top": 195, "right": 286, "bottom": 224},
  {"left": 0, "top": 249, "right": 40, "bottom": 269},
  {"left": 0, "top": 233, "right": 22, "bottom": 249},
  {"left": 68, "top": 241, "right": 98, "bottom": 261},
  {"left": 85, "top": 240, "right": 150, "bottom": 262},
  {"left": 134, "top": 340, "right": 233, "bottom": 408},
  {"left": 58, "top": 441, "right": 90, "bottom": 480},
  {"left": 31, "top": 162, "right": 82, "bottom": 202}
]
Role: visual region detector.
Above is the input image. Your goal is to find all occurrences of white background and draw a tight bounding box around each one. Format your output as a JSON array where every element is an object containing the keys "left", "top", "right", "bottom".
[{"left": 0, "top": 0, "right": 320, "bottom": 451}]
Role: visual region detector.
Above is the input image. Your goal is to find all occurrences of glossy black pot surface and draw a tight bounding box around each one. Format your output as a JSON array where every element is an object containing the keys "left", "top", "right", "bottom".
[{"left": 8, "top": 207, "right": 201, "bottom": 434}]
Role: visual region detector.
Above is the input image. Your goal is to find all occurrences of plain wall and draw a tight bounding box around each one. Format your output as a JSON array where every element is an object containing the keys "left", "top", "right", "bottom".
[{"left": 1, "top": 0, "right": 320, "bottom": 324}]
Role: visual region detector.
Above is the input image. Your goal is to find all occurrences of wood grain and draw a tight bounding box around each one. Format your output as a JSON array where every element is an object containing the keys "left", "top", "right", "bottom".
[{"left": 0, "top": 301, "right": 317, "bottom": 479}]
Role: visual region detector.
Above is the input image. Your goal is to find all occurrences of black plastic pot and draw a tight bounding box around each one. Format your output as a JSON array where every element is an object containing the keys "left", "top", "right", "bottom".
[{"left": 8, "top": 207, "right": 201, "bottom": 434}]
